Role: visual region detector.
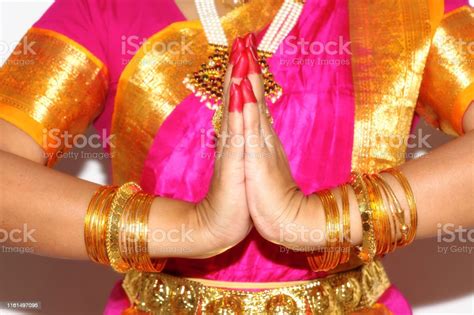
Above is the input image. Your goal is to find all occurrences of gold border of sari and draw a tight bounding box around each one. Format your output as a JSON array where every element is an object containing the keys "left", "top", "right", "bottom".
[
  {"left": 0, "top": 27, "right": 109, "bottom": 166},
  {"left": 417, "top": 6, "right": 474, "bottom": 136},
  {"left": 349, "top": 0, "right": 432, "bottom": 173}
]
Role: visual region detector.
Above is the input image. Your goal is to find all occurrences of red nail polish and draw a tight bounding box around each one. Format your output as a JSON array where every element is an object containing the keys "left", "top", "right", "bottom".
[
  {"left": 229, "top": 37, "right": 245, "bottom": 65},
  {"left": 243, "top": 33, "right": 261, "bottom": 74},
  {"left": 241, "top": 77, "right": 257, "bottom": 104},
  {"left": 247, "top": 49, "right": 261, "bottom": 74},
  {"left": 231, "top": 50, "right": 249, "bottom": 78},
  {"left": 229, "top": 82, "right": 244, "bottom": 112},
  {"left": 244, "top": 33, "right": 257, "bottom": 49}
]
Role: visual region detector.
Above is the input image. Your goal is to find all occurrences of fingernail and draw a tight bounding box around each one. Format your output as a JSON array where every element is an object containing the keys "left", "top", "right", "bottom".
[
  {"left": 243, "top": 33, "right": 261, "bottom": 74},
  {"left": 229, "top": 82, "right": 244, "bottom": 112},
  {"left": 241, "top": 77, "right": 257, "bottom": 104},
  {"left": 229, "top": 37, "right": 245, "bottom": 65},
  {"left": 244, "top": 33, "right": 257, "bottom": 49},
  {"left": 247, "top": 49, "right": 261, "bottom": 74},
  {"left": 231, "top": 49, "right": 249, "bottom": 78}
]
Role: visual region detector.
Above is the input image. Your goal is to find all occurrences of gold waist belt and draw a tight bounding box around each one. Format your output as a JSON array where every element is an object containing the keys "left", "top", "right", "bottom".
[{"left": 123, "top": 260, "right": 390, "bottom": 314}]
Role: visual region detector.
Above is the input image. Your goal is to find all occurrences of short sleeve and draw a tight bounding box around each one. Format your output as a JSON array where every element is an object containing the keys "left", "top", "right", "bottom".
[
  {"left": 0, "top": 0, "right": 109, "bottom": 166},
  {"left": 416, "top": 5, "right": 474, "bottom": 136}
]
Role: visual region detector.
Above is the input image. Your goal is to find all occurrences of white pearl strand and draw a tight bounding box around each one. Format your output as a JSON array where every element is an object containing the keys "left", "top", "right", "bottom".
[
  {"left": 196, "top": 0, "right": 228, "bottom": 46},
  {"left": 196, "top": 0, "right": 304, "bottom": 52},
  {"left": 261, "top": 1, "right": 304, "bottom": 54}
]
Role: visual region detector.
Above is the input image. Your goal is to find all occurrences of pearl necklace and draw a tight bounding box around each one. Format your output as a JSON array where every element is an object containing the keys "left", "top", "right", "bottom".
[{"left": 184, "top": 0, "right": 304, "bottom": 126}]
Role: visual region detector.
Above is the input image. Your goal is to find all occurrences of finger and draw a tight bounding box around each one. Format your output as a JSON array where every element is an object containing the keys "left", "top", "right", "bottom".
[
  {"left": 222, "top": 82, "right": 245, "bottom": 163},
  {"left": 242, "top": 77, "right": 264, "bottom": 158},
  {"left": 244, "top": 38, "right": 275, "bottom": 143},
  {"left": 216, "top": 64, "right": 232, "bottom": 158},
  {"left": 247, "top": 73, "right": 274, "bottom": 142},
  {"left": 246, "top": 53, "right": 278, "bottom": 153},
  {"left": 231, "top": 36, "right": 249, "bottom": 79},
  {"left": 217, "top": 37, "right": 245, "bottom": 157}
]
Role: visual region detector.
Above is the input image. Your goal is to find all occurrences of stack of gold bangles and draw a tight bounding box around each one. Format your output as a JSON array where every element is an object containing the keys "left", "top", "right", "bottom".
[
  {"left": 85, "top": 169, "right": 415, "bottom": 275},
  {"left": 84, "top": 182, "right": 167, "bottom": 273},
  {"left": 308, "top": 168, "right": 417, "bottom": 272}
]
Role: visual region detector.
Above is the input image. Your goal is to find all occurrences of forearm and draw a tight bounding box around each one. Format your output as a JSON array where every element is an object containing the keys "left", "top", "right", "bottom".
[
  {"left": 0, "top": 150, "right": 97, "bottom": 259},
  {"left": 276, "top": 129, "right": 473, "bottom": 249},
  {"left": 397, "top": 129, "right": 473, "bottom": 238}
]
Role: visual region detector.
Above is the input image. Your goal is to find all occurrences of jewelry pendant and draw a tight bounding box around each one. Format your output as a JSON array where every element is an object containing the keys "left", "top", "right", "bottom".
[
  {"left": 258, "top": 51, "right": 282, "bottom": 104},
  {"left": 184, "top": 47, "right": 282, "bottom": 135},
  {"left": 183, "top": 45, "right": 228, "bottom": 110}
]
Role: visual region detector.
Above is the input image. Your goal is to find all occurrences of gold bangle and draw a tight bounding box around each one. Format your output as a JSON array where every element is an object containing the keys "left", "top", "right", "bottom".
[
  {"left": 371, "top": 174, "right": 404, "bottom": 252},
  {"left": 350, "top": 172, "right": 376, "bottom": 263},
  {"left": 364, "top": 175, "right": 393, "bottom": 256},
  {"left": 385, "top": 168, "right": 418, "bottom": 247},
  {"left": 340, "top": 184, "right": 351, "bottom": 264},
  {"left": 120, "top": 192, "right": 141, "bottom": 269},
  {"left": 308, "top": 190, "right": 341, "bottom": 272},
  {"left": 84, "top": 186, "right": 117, "bottom": 265},
  {"left": 376, "top": 174, "right": 407, "bottom": 240},
  {"left": 106, "top": 182, "right": 142, "bottom": 273},
  {"left": 84, "top": 187, "right": 104, "bottom": 263},
  {"left": 121, "top": 192, "right": 167, "bottom": 272}
]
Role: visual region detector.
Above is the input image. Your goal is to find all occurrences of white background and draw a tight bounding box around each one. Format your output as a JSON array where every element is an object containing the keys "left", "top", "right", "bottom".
[{"left": 0, "top": 1, "right": 473, "bottom": 314}]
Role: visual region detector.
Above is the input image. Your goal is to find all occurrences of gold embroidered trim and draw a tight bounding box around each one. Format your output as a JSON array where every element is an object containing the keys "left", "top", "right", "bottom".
[
  {"left": 417, "top": 6, "right": 474, "bottom": 136},
  {"left": 349, "top": 0, "right": 432, "bottom": 172},
  {"left": 0, "top": 27, "right": 108, "bottom": 166}
]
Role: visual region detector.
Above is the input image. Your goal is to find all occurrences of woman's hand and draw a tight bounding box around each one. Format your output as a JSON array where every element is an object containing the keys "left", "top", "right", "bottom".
[
  {"left": 240, "top": 54, "right": 308, "bottom": 245},
  {"left": 190, "top": 38, "right": 253, "bottom": 257}
]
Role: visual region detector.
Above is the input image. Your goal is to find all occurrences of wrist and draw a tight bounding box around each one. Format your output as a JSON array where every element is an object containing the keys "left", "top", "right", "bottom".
[
  {"left": 256, "top": 190, "right": 324, "bottom": 250},
  {"left": 148, "top": 197, "right": 208, "bottom": 259},
  {"left": 190, "top": 201, "right": 247, "bottom": 259}
]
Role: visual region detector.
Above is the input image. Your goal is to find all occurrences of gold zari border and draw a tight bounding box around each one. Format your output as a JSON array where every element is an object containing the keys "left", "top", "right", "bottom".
[
  {"left": 349, "top": 0, "right": 432, "bottom": 173},
  {"left": 0, "top": 27, "right": 108, "bottom": 166},
  {"left": 123, "top": 260, "right": 390, "bottom": 315},
  {"left": 417, "top": 6, "right": 474, "bottom": 136}
]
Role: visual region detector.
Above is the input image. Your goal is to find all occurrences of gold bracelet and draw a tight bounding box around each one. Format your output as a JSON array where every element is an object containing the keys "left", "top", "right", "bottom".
[
  {"left": 371, "top": 174, "right": 404, "bottom": 252},
  {"left": 120, "top": 192, "right": 167, "bottom": 272},
  {"left": 350, "top": 173, "right": 376, "bottom": 263},
  {"left": 340, "top": 184, "right": 351, "bottom": 265},
  {"left": 308, "top": 190, "right": 341, "bottom": 272},
  {"left": 376, "top": 174, "right": 408, "bottom": 244},
  {"left": 84, "top": 186, "right": 117, "bottom": 265},
  {"left": 385, "top": 168, "right": 417, "bottom": 247},
  {"left": 119, "top": 192, "right": 141, "bottom": 269},
  {"left": 106, "top": 182, "right": 142, "bottom": 273},
  {"left": 84, "top": 187, "right": 105, "bottom": 264},
  {"left": 365, "top": 175, "right": 394, "bottom": 256},
  {"left": 137, "top": 193, "right": 167, "bottom": 272}
]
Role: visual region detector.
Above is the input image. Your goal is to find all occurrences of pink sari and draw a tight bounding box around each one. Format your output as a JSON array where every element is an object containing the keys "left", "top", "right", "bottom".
[{"left": 27, "top": 0, "right": 468, "bottom": 313}]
